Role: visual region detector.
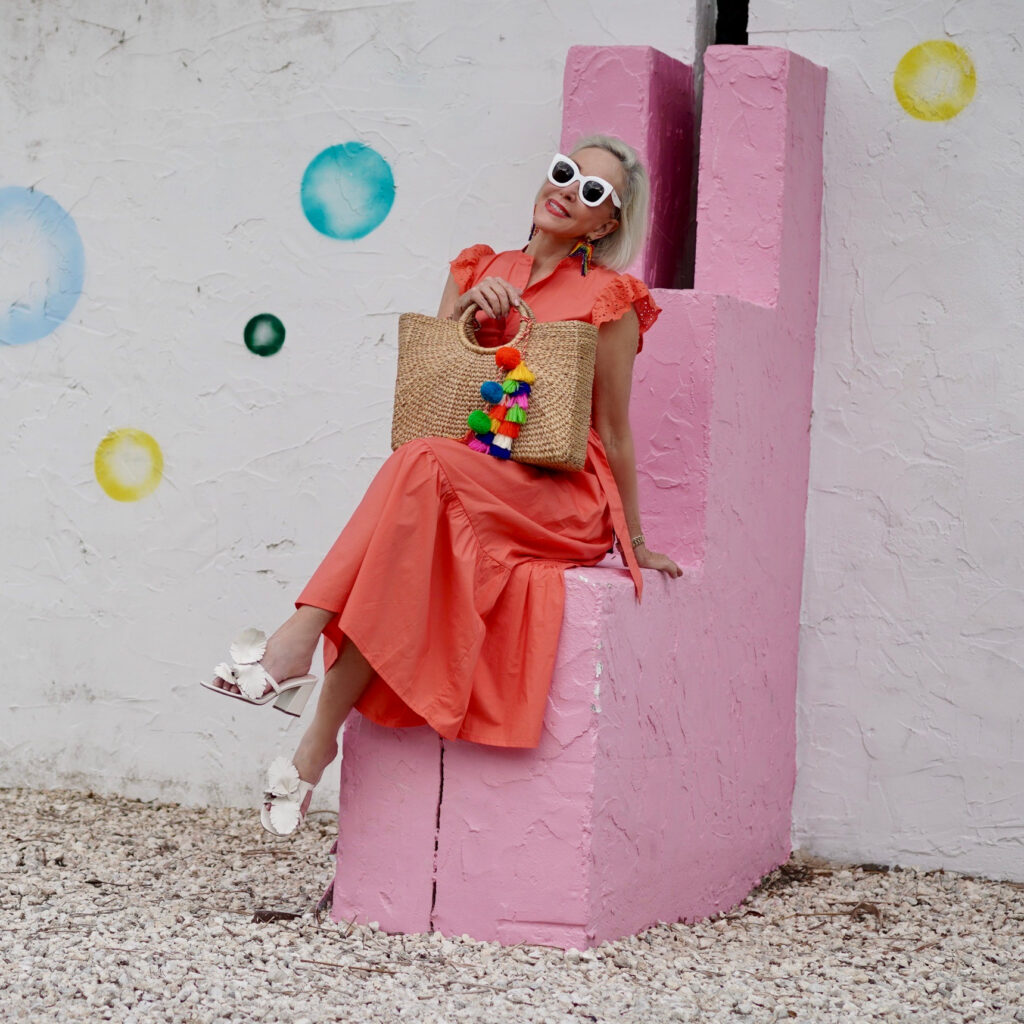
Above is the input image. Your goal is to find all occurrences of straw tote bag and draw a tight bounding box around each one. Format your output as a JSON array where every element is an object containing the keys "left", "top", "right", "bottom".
[{"left": 391, "top": 300, "right": 598, "bottom": 472}]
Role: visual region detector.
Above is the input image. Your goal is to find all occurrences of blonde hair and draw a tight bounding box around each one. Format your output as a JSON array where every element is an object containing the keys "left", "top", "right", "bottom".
[{"left": 570, "top": 134, "right": 649, "bottom": 272}]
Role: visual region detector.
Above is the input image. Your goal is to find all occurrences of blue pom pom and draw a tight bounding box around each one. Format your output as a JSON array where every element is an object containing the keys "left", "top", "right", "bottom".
[
  {"left": 489, "top": 444, "right": 512, "bottom": 460},
  {"left": 480, "top": 381, "right": 504, "bottom": 404}
]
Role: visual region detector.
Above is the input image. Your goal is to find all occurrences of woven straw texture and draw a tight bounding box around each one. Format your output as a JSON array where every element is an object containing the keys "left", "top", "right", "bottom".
[{"left": 391, "top": 302, "right": 598, "bottom": 471}]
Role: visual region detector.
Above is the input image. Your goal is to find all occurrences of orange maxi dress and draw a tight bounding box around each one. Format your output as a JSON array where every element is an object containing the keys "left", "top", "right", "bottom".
[{"left": 296, "top": 244, "right": 661, "bottom": 748}]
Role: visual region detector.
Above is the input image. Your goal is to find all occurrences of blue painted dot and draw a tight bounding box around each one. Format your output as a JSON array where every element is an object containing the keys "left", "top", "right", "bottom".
[
  {"left": 0, "top": 187, "right": 85, "bottom": 345},
  {"left": 301, "top": 143, "right": 395, "bottom": 240}
]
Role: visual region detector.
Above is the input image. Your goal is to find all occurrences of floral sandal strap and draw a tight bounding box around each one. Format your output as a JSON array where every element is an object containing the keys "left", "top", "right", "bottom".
[
  {"left": 263, "top": 757, "right": 314, "bottom": 836},
  {"left": 213, "top": 628, "right": 281, "bottom": 701}
]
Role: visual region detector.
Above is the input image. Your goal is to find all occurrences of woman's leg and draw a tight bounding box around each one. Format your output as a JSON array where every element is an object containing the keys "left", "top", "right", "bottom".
[
  {"left": 290, "top": 638, "right": 375, "bottom": 785},
  {"left": 209, "top": 599, "right": 372, "bottom": 778}
]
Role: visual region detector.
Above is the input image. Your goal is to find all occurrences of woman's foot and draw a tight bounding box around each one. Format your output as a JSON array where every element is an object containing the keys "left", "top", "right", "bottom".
[
  {"left": 261, "top": 758, "right": 315, "bottom": 836},
  {"left": 258, "top": 634, "right": 373, "bottom": 834},
  {"left": 261, "top": 733, "right": 339, "bottom": 836},
  {"left": 210, "top": 609, "right": 330, "bottom": 698}
]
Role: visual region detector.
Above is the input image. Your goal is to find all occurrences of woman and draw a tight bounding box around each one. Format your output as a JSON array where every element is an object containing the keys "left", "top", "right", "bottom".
[{"left": 205, "top": 136, "right": 681, "bottom": 836}]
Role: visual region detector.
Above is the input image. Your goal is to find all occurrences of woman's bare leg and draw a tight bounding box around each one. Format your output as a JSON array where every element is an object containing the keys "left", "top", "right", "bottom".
[
  {"left": 210, "top": 604, "right": 373, "bottom": 797},
  {"left": 291, "top": 640, "right": 375, "bottom": 785}
]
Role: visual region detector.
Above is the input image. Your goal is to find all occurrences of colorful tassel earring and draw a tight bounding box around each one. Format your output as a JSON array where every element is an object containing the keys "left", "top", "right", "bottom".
[{"left": 568, "top": 237, "right": 594, "bottom": 276}]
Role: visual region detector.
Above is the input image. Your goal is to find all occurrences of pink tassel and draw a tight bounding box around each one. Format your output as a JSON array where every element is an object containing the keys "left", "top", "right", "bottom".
[
  {"left": 467, "top": 438, "right": 490, "bottom": 453},
  {"left": 515, "top": 395, "right": 529, "bottom": 409}
]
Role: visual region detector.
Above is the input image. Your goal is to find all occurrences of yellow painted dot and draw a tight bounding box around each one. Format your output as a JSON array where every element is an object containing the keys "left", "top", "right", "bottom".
[
  {"left": 894, "top": 40, "right": 976, "bottom": 121},
  {"left": 94, "top": 428, "right": 164, "bottom": 502}
]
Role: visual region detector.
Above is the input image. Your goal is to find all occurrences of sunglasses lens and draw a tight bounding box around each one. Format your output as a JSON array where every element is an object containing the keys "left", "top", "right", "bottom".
[
  {"left": 580, "top": 179, "right": 607, "bottom": 205},
  {"left": 551, "top": 160, "right": 575, "bottom": 184}
]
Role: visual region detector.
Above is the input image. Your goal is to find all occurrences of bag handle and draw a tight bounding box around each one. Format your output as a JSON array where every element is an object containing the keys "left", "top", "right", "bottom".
[{"left": 457, "top": 299, "right": 536, "bottom": 352}]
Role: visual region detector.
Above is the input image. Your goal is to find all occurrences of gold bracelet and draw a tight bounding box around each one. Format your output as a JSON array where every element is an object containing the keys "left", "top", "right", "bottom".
[{"left": 630, "top": 533, "right": 646, "bottom": 549}]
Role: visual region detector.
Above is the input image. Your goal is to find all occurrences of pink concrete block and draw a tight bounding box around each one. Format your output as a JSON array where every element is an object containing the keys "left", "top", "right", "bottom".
[
  {"left": 562, "top": 46, "right": 694, "bottom": 289},
  {"left": 431, "top": 570, "right": 701, "bottom": 947},
  {"left": 433, "top": 747, "right": 595, "bottom": 948},
  {"left": 430, "top": 580, "right": 606, "bottom": 947},
  {"left": 332, "top": 718, "right": 439, "bottom": 934},
  {"left": 332, "top": 45, "right": 827, "bottom": 948},
  {"left": 629, "top": 288, "right": 714, "bottom": 564},
  {"left": 694, "top": 46, "right": 790, "bottom": 307}
]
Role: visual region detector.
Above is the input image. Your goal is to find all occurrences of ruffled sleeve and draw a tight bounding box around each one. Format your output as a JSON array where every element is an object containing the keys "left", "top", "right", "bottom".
[
  {"left": 591, "top": 273, "right": 662, "bottom": 351},
  {"left": 449, "top": 244, "right": 496, "bottom": 293}
]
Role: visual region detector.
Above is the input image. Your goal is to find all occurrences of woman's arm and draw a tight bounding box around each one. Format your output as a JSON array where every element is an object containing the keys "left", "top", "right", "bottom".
[
  {"left": 437, "top": 273, "right": 462, "bottom": 319},
  {"left": 592, "top": 309, "right": 682, "bottom": 579}
]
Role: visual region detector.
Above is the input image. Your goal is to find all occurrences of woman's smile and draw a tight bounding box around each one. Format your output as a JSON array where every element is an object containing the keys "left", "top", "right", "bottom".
[{"left": 545, "top": 197, "right": 570, "bottom": 218}]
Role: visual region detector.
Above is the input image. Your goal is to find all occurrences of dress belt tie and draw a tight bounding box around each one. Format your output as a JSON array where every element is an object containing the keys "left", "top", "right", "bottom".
[{"left": 588, "top": 428, "right": 643, "bottom": 602}]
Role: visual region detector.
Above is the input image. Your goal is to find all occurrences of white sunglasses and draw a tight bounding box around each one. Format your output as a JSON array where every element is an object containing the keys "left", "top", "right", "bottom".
[{"left": 547, "top": 153, "right": 622, "bottom": 209}]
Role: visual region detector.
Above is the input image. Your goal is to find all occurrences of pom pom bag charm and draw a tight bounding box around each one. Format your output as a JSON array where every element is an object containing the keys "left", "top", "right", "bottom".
[
  {"left": 466, "top": 331, "right": 536, "bottom": 462},
  {"left": 391, "top": 297, "right": 598, "bottom": 472}
]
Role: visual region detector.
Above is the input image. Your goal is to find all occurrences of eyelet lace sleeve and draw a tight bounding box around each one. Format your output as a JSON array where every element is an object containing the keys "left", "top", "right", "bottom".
[
  {"left": 449, "top": 244, "right": 496, "bottom": 292},
  {"left": 591, "top": 273, "right": 662, "bottom": 350}
]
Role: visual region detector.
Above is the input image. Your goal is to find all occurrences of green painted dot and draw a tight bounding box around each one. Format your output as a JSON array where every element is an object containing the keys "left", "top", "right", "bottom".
[{"left": 244, "top": 313, "right": 286, "bottom": 356}]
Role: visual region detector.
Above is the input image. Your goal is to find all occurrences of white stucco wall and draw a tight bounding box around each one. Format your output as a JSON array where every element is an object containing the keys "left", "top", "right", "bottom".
[
  {"left": 750, "top": 1, "right": 1024, "bottom": 879},
  {"left": 0, "top": 0, "right": 698, "bottom": 812},
  {"left": 6, "top": 0, "right": 1020, "bottom": 883}
]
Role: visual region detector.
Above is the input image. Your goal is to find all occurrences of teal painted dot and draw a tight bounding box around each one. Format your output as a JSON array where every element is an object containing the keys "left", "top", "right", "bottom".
[
  {"left": 244, "top": 313, "right": 286, "bottom": 356},
  {"left": 301, "top": 142, "right": 395, "bottom": 240}
]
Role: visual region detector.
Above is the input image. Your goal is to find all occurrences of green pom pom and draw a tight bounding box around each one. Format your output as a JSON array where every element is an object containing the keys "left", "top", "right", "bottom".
[{"left": 467, "top": 409, "right": 492, "bottom": 433}]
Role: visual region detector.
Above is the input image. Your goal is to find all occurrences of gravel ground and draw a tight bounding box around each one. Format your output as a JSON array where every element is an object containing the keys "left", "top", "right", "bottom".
[{"left": 2, "top": 788, "right": 1021, "bottom": 1023}]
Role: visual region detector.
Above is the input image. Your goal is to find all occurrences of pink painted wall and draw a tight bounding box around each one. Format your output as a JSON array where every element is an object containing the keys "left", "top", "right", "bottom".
[
  {"left": 333, "top": 45, "right": 827, "bottom": 947},
  {"left": 561, "top": 46, "right": 694, "bottom": 289}
]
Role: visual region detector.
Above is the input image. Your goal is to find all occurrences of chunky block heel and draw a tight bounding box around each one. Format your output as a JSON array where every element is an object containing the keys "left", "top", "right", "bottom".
[{"left": 273, "top": 678, "right": 316, "bottom": 717}]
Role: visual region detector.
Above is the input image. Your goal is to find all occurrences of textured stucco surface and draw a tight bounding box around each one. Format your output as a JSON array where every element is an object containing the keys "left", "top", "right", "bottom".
[
  {"left": 0, "top": 0, "right": 698, "bottom": 812},
  {"left": 561, "top": 46, "right": 694, "bottom": 289},
  {"left": 750, "top": 1, "right": 1024, "bottom": 879}
]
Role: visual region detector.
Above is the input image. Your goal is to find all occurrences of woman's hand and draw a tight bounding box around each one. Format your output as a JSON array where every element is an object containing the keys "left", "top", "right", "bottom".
[
  {"left": 454, "top": 277, "right": 522, "bottom": 320},
  {"left": 634, "top": 544, "right": 683, "bottom": 579}
]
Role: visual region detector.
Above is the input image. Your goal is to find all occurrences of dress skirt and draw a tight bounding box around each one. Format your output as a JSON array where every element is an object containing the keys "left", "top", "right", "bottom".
[{"left": 296, "top": 431, "right": 638, "bottom": 748}]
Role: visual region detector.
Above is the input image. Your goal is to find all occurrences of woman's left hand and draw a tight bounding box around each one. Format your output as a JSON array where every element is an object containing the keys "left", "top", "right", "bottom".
[{"left": 634, "top": 545, "right": 683, "bottom": 579}]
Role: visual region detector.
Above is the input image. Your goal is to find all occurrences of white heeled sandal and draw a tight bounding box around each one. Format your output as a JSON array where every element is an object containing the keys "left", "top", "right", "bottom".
[
  {"left": 200, "top": 628, "right": 317, "bottom": 717},
  {"left": 260, "top": 757, "right": 315, "bottom": 837}
]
